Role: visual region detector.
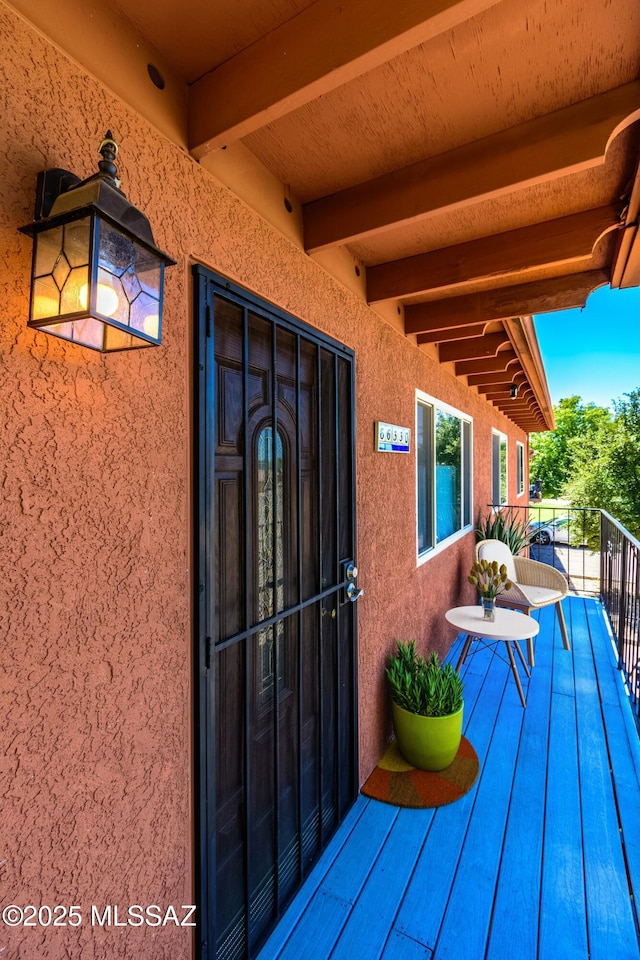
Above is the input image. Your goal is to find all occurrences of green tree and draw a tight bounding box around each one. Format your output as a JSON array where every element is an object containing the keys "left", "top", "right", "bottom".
[
  {"left": 563, "top": 390, "right": 640, "bottom": 542},
  {"left": 435, "top": 410, "right": 461, "bottom": 466},
  {"left": 529, "top": 396, "right": 610, "bottom": 497}
]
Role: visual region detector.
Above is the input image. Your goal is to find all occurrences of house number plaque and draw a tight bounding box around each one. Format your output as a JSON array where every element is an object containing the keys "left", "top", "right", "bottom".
[{"left": 375, "top": 421, "right": 411, "bottom": 454}]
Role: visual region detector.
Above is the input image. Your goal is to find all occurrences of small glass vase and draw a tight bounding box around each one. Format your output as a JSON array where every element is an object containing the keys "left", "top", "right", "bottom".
[{"left": 482, "top": 597, "right": 496, "bottom": 621}]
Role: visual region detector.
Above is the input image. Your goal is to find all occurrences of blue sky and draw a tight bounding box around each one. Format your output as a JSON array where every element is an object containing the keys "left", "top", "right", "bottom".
[{"left": 534, "top": 285, "right": 640, "bottom": 410}]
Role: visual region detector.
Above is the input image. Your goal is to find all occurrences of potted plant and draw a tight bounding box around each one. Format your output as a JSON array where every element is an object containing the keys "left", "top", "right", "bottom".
[
  {"left": 467, "top": 558, "right": 513, "bottom": 621},
  {"left": 386, "top": 641, "right": 464, "bottom": 771},
  {"left": 475, "top": 507, "right": 531, "bottom": 554}
]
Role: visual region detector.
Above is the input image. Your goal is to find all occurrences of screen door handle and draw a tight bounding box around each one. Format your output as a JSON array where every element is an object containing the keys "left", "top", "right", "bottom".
[{"left": 346, "top": 583, "right": 364, "bottom": 602}]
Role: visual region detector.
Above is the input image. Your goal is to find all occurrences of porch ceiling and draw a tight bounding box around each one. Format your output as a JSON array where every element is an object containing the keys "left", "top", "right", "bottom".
[{"left": 12, "top": 0, "right": 640, "bottom": 432}]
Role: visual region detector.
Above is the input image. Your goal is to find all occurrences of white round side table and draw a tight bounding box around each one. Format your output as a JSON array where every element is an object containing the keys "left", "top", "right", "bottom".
[{"left": 445, "top": 605, "right": 540, "bottom": 708}]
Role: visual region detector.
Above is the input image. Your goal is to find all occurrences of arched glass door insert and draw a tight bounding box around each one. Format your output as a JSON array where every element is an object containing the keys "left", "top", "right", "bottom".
[{"left": 256, "top": 425, "right": 285, "bottom": 704}]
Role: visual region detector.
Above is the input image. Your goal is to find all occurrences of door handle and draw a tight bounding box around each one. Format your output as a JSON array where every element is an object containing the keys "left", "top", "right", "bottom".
[
  {"left": 341, "top": 559, "right": 363, "bottom": 604},
  {"left": 346, "top": 583, "right": 364, "bottom": 602}
]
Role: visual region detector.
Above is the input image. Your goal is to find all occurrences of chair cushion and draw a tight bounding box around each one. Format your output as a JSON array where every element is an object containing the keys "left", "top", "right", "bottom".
[
  {"left": 517, "top": 584, "right": 563, "bottom": 606},
  {"left": 477, "top": 540, "right": 517, "bottom": 583}
]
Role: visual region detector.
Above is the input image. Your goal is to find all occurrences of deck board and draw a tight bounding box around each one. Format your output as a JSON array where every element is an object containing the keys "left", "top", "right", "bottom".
[
  {"left": 257, "top": 597, "right": 640, "bottom": 960},
  {"left": 380, "top": 930, "right": 433, "bottom": 959},
  {"left": 432, "top": 680, "right": 523, "bottom": 960},
  {"left": 572, "top": 600, "right": 639, "bottom": 958},
  {"left": 390, "top": 652, "right": 511, "bottom": 953},
  {"left": 539, "top": 688, "right": 588, "bottom": 958},
  {"left": 484, "top": 605, "right": 555, "bottom": 960},
  {"left": 257, "top": 798, "right": 370, "bottom": 956},
  {"left": 329, "top": 808, "right": 434, "bottom": 960}
]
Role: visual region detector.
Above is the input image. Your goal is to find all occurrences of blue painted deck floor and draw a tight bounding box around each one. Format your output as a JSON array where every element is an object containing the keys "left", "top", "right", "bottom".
[{"left": 258, "top": 597, "right": 640, "bottom": 960}]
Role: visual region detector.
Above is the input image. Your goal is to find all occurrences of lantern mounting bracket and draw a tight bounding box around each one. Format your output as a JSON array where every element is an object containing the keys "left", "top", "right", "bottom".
[
  {"left": 33, "top": 169, "right": 81, "bottom": 221},
  {"left": 33, "top": 132, "right": 121, "bottom": 221}
]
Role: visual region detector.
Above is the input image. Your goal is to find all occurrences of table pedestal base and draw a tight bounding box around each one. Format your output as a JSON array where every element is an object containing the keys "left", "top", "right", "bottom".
[{"left": 456, "top": 634, "right": 531, "bottom": 708}]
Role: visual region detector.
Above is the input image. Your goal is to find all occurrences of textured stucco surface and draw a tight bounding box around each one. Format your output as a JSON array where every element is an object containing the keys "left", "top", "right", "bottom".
[{"left": 0, "top": 5, "right": 530, "bottom": 958}]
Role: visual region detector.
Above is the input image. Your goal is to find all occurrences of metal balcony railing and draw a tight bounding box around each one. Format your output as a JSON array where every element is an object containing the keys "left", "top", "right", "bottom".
[
  {"left": 601, "top": 510, "right": 640, "bottom": 726},
  {"left": 486, "top": 503, "right": 640, "bottom": 729},
  {"left": 487, "top": 503, "right": 601, "bottom": 595}
]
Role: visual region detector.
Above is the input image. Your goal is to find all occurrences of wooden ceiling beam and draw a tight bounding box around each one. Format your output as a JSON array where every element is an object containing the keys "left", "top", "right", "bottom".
[
  {"left": 486, "top": 391, "right": 535, "bottom": 403},
  {"left": 497, "top": 409, "right": 539, "bottom": 419},
  {"left": 501, "top": 317, "right": 555, "bottom": 430},
  {"left": 497, "top": 408, "right": 541, "bottom": 422},
  {"left": 493, "top": 389, "right": 537, "bottom": 404},
  {"left": 486, "top": 382, "right": 535, "bottom": 397},
  {"left": 494, "top": 408, "right": 537, "bottom": 419},
  {"left": 367, "top": 205, "right": 620, "bottom": 302},
  {"left": 477, "top": 380, "right": 514, "bottom": 393},
  {"left": 470, "top": 369, "right": 526, "bottom": 388},
  {"left": 612, "top": 154, "right": 640, "bottom": 288},
  {"left": 455, "top": 350, "right": 518, "bottom": 377},
  {"left": 439, "top": 332, "right": 510, "bottom": 363},
  {"left": 415, "top": 322, "right": 486, "bottom": 344},
  {"left": 405, "top": 313, "right": 489, "bottom": 336},
  {"left": 188, "top": 0, "right": 501, "bottom": 157},
  {"left": 477, "top": 379, "right": 522, "bottom": 395},
  {"left": 402, "top": 270, "right": 609, "bottom": 330},
  {"left": 517, "top": 407, "right": 544, "bottom": 417},
  {"left": 514, "top": 423, "right": 545, "bottom": 433},
  {"left": 303, "top": 82, "right": 640, "bottom": 251}
]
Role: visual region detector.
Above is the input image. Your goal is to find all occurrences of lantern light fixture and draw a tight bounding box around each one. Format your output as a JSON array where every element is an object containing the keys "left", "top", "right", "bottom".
[
  {"left": 19, "top": 132, "right": 175, "bottom": 352},
  {"left": 510, "top": 384, "right": 519, "bottom": 399}
]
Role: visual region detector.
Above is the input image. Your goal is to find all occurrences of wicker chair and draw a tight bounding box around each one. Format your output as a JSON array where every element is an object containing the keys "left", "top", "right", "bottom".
[{"left": 476, "top": 538, "right": 570, "bottom": 667}]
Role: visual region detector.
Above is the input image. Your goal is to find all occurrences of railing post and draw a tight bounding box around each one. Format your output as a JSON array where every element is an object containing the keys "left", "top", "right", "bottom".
[
  {"left": 600, "top": 510, "right": 605, "bottom": 605},
  {"left": 618, "top": 533, "right": 628, "bottom": 672}
]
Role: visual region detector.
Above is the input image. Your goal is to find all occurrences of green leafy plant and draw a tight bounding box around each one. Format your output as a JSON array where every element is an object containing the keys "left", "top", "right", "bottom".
[
  {"left": 386, "top": 641, "right": 463, "bottom": 717},
  {"left": 468, "top": 558, "right": 513, "bottom": 599},
  {"left": 475, "top": 507, "right": 531, "bottom": 554}
]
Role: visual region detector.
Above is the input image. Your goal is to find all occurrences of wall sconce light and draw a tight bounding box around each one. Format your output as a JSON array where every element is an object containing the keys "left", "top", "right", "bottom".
[
  {"left": 19, "top": 132, "right": 175, "bottom": 352},
  {"left": 510, "top": 384, "right": 519, "bottom": 399}
]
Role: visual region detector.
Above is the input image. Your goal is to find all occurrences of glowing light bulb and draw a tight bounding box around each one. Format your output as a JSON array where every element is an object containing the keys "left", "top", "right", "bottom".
[
  {"left": 79, "top": 281, "right": 120, "bottom": 317},
  {"left": 142, "top": 313, "right": 159, "bottom": 338}
]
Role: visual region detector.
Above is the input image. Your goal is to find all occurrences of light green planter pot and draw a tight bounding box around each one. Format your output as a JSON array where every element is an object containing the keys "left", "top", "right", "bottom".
[{"left": 392, "top": 701, "right": 464, "bottom": 771}]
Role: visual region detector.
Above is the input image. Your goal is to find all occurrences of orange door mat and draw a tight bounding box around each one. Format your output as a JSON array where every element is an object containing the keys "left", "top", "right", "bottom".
[{"left": 361, "top": 737, "right": 479, "bottom": 809}]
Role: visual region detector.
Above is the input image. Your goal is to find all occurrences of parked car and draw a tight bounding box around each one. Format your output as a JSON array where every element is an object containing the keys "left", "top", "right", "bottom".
[{"left": 528, "top": 516, "right": 571, "bottom": 545}]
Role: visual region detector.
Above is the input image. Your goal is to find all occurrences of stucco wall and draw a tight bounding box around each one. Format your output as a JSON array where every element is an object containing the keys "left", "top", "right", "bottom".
[
  {"left": 354, "top": 320, "right": 530, "bottom": 779},
  {"left": 0, "top": 5, "right": 529, "bottom": 958}
]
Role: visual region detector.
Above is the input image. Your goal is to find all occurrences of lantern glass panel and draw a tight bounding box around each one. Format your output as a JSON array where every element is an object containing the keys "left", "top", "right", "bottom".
[
  {"left": 52, "top": 254, "right": 71, "bottom": 291},
  {"left": 63, "top": 218, "right": 91, "bottom": 268},
  {"left": 73, "top": 317, "right": 106, "bottom": 350},
  {"left": 34, "top": 226, "right": 63, "bottom": 277},
  {"left": 32, "top": 275, "right": 61, "bottom": 320},
  {"left": 104, "top": 325, "right": 139, "bottom": 351},
  {"left": 135, "top": 246, "right": 162, "bottom": 299},
  {"left": 121, "top": 268, "right": 142, "bottom": 304},
  {"left": 95, "top": 266, "right": 124, "bottom": 320},
  {"left": 38, "top": 317, "right": 154, "bottom": 352},
  {"left": 60, "top": 265, "right": 89, "bottom": 315},
  {"left": 39, "top": 320, "right": 73, "bottom": 340},
  {"left": 98, "top": 221, "right": 135, "bottom": 276},
  {"left": 130, "top": 290, "right": 160, "bottom": 339}
]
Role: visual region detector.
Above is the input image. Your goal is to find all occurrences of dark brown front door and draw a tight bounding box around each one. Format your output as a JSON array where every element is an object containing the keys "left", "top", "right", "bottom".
[{"left": 194, "top": 268, "right": 359, "bottom": 960}]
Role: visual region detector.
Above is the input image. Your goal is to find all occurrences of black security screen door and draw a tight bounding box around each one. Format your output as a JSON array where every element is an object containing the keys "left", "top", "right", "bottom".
[{"left": 194, "top": 268, "right": 359, "bottom": 960}]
